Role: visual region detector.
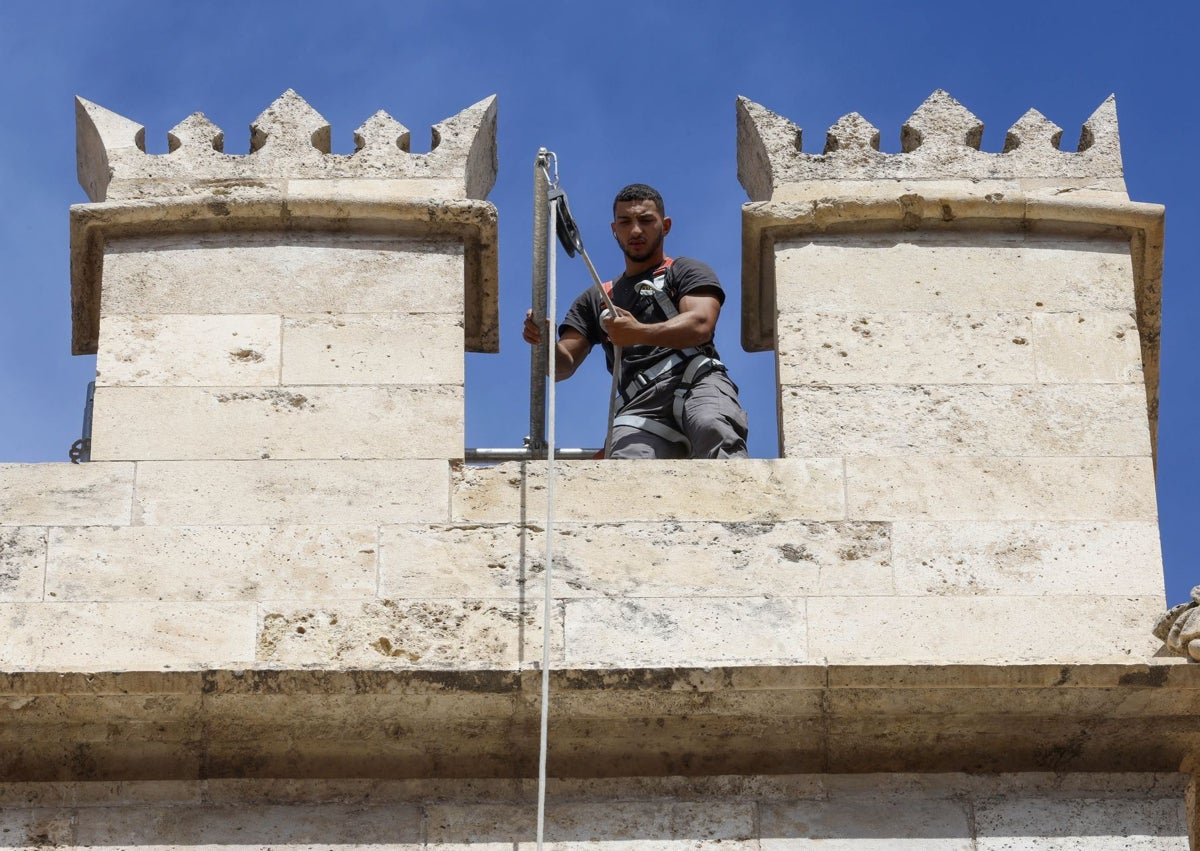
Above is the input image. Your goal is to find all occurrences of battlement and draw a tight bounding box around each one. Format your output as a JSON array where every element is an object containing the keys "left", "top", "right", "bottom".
[
  {"left": 76, "top": 89, "right": 498, "bottom": 202},
  {"left": 737, "top": 90, "right": 1124, "bottom": 198}
]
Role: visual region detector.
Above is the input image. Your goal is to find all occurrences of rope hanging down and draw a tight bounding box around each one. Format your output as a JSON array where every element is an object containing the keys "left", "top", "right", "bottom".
[{"left": 531, "top": 150, "right": 617, "bottom": 849}]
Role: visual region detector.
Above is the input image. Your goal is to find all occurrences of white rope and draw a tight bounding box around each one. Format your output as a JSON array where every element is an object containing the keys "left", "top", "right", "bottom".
[{"left": 535, "top": 192, "right": 559, "bottom": 851}]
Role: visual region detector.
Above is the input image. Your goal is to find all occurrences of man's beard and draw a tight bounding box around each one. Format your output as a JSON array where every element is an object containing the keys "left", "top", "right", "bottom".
[{"left": 621, "top": 232, "right": 663, "bottom": 263}]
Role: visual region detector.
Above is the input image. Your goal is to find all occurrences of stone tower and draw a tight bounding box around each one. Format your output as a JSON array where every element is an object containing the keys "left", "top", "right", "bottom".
[{"left": 0, "top": 90, "right": 1195, "bottom": 849}]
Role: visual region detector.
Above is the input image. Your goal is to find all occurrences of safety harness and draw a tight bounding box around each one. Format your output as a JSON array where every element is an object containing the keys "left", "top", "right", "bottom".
[{"left": 602, "top": 257, "right": 726, "bottom": 454}]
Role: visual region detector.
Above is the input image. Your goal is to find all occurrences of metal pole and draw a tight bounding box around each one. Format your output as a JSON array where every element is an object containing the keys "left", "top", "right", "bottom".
[{"left": 528, "top": 150, "right": 551, "bottom": 454}]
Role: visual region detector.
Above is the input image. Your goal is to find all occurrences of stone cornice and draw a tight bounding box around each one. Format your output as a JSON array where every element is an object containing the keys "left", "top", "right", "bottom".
[
  {"left": 69, "top": 194, "right": 499, "bottom": 354},
  {"left": 2, "top": 662, "right": 1198, "bottom": 780}
]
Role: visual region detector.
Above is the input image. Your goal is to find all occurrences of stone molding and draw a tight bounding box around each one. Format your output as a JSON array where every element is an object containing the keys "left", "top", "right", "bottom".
[
  {"left": 70, "top": 194, "right": 498, "bottom": 355},
  {"left": 2, "top": 663, "right": 1198, "bottom": 782},
  {"left": 736, "top": 90, "right": 1122, "bottom": 192}
]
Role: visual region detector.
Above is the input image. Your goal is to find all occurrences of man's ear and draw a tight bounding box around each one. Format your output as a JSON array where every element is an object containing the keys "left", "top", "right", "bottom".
[{"left": 662, "top": 216, "right": 672, "bottom": 236}]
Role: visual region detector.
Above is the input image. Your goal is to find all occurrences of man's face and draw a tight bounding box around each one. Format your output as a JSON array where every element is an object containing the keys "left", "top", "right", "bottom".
[{"left": 611, "top": 199, "right": 672, "bottom": 263}]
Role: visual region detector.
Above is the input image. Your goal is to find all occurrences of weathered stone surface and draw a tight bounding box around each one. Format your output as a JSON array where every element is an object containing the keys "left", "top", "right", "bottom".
[
  {"left": 1032, "top": 311, "right": 1145, "bottom": 382},
  {"left": 378, "top": 521, "right": 892, "bottom": 600},
  {"left": 0, "top": 463, "right": 134, "bottom": 527},
  {"left": 90, "top": 385, "right": 462, "bottom": 461},
  {"left": 453, "top": 460, "right": 845, "bottom": 523},
  {"left": 974, "top": 796, "right": 1187, "bottom": 849},
  {"left": 781, "top": 384, "right": 1152, "bottom": 457},
  {"left": 256, "top": 599, "right": 547, "bottom": 668},
  {"left": 100, "top": 233, "right": 465, "bottom": 316},
  {"left": 0, "top": 528, "right": 46, "bottom": 602},
  {"left": 76, "top": 91, "right": 498, "bottom": 202},
  {"left": 0, "top": 602, "right": 255, "bottom": 669},
  {"left": 96, "top": 315, "right": 281, "bottom": 387},
  {"left": 0, "top": 808, "right": 74, "bottom": 849},
  {"left": 426, "top": 800, "right": 757, "bottom": 847},
  {"left": 776, "top": 311, "right": 1036, "bottom": 385},
  {"left": 132, "top": 460, "right": 450, "bottom": 525},
  {"left": 736, "top": 92, "right": 1125, "bottom": 190},
  {"left": 72, "top": 802, "right": 425, "bottom": 848},
  {"left": 281, "top": 313, "right": 464, "bottom": 385},
  {"left": 760, "top": 795, "right": 973, "bottom": 848},
  {"left": 846, "top": 457, "right": 1157, "bottom": 521},
  {"left": 563, "top": 597, "right": 808, "bottom": 667},
  {"left": 808, "top": 594, "right": 1165, "bottom": 664},
  {"left": 45, "top": 525, "right": 377, "bottom": 602},
  {"left": 891, "top": 521, "right": 1165, "bottom": 597},
  {"left": 774, "top": 233, "right": 1134, "bottom": 314}
]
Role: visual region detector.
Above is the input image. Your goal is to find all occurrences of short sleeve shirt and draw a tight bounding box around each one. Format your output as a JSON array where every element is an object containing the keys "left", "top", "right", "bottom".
[{"left": 559, "top": 256, "right": 724, "bottom": 375}]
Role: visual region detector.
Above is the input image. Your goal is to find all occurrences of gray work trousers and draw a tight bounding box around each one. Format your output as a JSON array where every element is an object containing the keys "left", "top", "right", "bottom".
[{"left": 609, "top": 367, "right": 749, "bottom": 459}]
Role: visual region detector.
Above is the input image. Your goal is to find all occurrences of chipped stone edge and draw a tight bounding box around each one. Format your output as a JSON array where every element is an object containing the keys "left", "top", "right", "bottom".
[
  {"left": 69, "top": 195, "right": 499, "bottom": 355},
  {"left": 739, "top": 192, "right": 1165, "bottom": 459}
]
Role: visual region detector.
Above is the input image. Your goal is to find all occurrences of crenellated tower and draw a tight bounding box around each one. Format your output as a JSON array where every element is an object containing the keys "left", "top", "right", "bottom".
[{"left": 0, "top": 90, "right": 1196, "bottom": 850}]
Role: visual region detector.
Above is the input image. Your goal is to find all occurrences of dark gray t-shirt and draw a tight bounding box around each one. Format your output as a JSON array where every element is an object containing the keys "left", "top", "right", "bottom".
[{"left": 558, "top": 256, "right": 724, "bottom": 375}]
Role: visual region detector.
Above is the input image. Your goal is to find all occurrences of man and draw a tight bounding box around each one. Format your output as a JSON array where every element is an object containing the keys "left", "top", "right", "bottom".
[{"left": 523, "top": 183, "right": 748, "bottom": 459}]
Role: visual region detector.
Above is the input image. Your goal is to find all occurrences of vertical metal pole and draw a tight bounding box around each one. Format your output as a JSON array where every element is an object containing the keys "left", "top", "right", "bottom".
[{"left": 528, "top": 150, "right": 551, "bottom": 455}]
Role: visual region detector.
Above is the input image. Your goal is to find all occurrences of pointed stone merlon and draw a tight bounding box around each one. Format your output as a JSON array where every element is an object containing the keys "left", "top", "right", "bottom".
[
  {"left": 735, "top": 91, "right": 1164, "bottom": 460},
  {"left": 736, "top": 91, "right": 1124, "bottom": 196},
  {"left": 70, "top": 92, "right": 499, "bottom": 355},
  {"left": 75, "top": 91, "right": 497, "bottom": 202}
]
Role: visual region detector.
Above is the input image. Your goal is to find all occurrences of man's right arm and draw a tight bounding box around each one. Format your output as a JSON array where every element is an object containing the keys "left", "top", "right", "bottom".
[{"left": 523, "top": 310, "right": 591, "bottom": 381}]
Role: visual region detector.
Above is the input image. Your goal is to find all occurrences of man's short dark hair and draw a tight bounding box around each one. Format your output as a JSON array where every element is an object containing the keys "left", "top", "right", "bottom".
[{"left": 613, "top": 183, "right": 664, "bottom": 217}]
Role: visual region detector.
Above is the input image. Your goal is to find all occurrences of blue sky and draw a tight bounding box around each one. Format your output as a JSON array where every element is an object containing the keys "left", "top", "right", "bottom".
[{"left": 1, "top": 1, "right": 1196, "bottom": 603}]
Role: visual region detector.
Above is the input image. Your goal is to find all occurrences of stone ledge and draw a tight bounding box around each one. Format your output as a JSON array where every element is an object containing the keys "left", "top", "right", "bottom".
[
  {"left": 3, "top": 663, "right": 1198, "bottom": 781},
  {"left": 69, "top": 195, "right": 498, "bottom": 356}
]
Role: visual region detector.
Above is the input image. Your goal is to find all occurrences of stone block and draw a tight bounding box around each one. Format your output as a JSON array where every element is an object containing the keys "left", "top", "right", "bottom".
[
  {"left": 72, "top": 802, "right": 425, "bottom": 849},
  {"left": 100, "top": 233, "right": 464, "bottom": 316},
  {"left": 975, "top": 796, "right": 1188, "bottom": 849},
  {"left": 45, "top": 525, "right": 378, "bottom": 602},
  {"left": 846, "top": 457, "right": 1157, "bottom": 521},
  {"left": 90, "top": 385, "right": 462, "bottom": 460},
  {"left": 256, "top": 599, "right": 549, "bottom": 668},
  {"left": 782, "top": 384, "right": 1152, "bottom": 457},
  {"left": 0, "top": 602, "right": 255, "bottom": 668},
  {"left": 774, "top": 232, "right": 1134, "bottom": 314},
  {"left": 0, "top": 463, "right": 134, "bottom": 527},
  {"left": 378, "top": 521, "right": 891, "bottom": 600},
  {"left": 96, "top": 315, "right": 281, "bottom": 387},
  {"left": 452, "top": 460, "right": 845, "bottom": 523},
  {"left": 0, "top": 809, "right": 74, "bottom": 849},
  {"left": 1033, "top": 311, "right": 1145, "bottom": 382},
  {"left": 776, "top": 311, "right": 1036, "bottom": 385},
  {"left": 563, "top": 597, "right": 808, "bottom": 667},
  {"left": 131, "top": 460, "right": 450, "bottom": 525},
  {"left": 891, "top": 521, "right": 1165, "bottom": 597},
  {"left": 425, "top": 800, "right": 757, "bottom": 848},
  {"left": 281, "top": 313, "right": 464, "bottom": 385},
  {"left": 0, "top": 528, "right": 46, "bottom": 602},
  {"left": 808, "top": 594, "right": 1166, "bottom": 664},
  {"left": 759, "top": 795, "right": 973, "bottom": 848}
]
